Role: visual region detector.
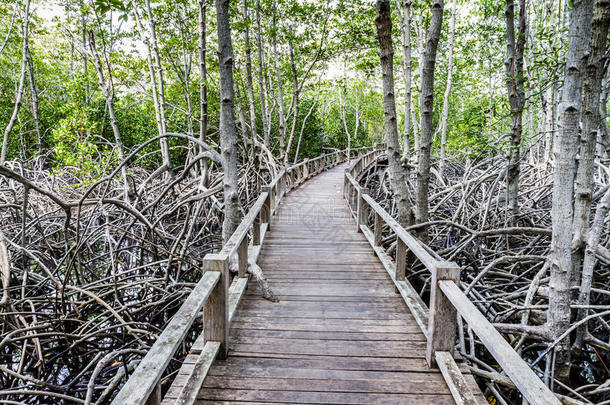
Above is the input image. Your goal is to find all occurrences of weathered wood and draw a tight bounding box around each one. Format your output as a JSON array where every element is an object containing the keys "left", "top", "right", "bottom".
[
  {"left": 237, "top": 236, "right": 248, "bottom": 277},
  {"left": 110, "top": 271, "right": 220, "bottom": 405},
  {"left": 439, "top": 280, "right": 561, "bottom": 405},
  {"left": 221, "top": 191, "right": 266, "bottom": 257},
  {"left": 360, "top": 225, "right": 429, "bottom": 336},
  {"left": 164, "top": 161, "right": 453, "bottom": 404},
  {"left": 373, "top": 212, "right": 382, "bottom": 246},
  {"left": 362, "top": 193, "right": 438, "bottom": 271},
  {"left": 435, "top": 351, "right": 479, "bottom": 405},
  {"left": 395, "top": 237, "right": 407, "bottom": 281},
  {"left": 252, "top": 216, "right": 260, "bottom": 246},
  {"left": 426, "top": 262, "right": 460, "bottom": 367},
  {"left": 144, "top": 382, "right": 161, "bottom": 405},
  {"left": 228, "top": 276, "right": 248, "bottom": 324},
  {"left": 203, "top": 254, "right": 229, "bottom": 359},
  {"left": 174, "top": 341, "right": 220, "bottom": 405},
  {"left": 356, "top": 188, "right": 368, "bottom": 232}
]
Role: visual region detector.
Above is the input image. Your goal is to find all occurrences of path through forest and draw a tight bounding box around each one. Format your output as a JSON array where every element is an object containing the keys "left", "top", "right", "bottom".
[{"left": 161, "top": 164, "right": 478, "bottom": 404}]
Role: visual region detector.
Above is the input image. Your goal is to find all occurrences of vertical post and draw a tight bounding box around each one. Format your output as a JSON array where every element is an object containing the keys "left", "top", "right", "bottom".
[
  {"left": 261, "top": 186, "right": 271, "bottom": 227},
  {"left": 357, "top": 188, "right": 368, "bottom": 233},
  {"left": 237, "top": 237, "right": 248, "bottom": 277},
  {"left": 203, "top": 253, "right": 229, "bottom": 359},
  {"left": 395, "top": 237, "right": 406, "bottom": 281},
  {"left": 144, "top": 382, "right": 161, "bottom": 405},
  {"left": 303, "top": 158, "right": 309, "bottom": 178},
  {"left": 373, "top": 212, "right": 382, "bottom": 246},
  {"left": 253, "top": 215, "right": 261, "bottom": 245},
  {"left": 426, "top": 261, "right": 460, "bottom": 367},
  {"left": 343, "top": 171, "right": 349, "bottom": 200}
]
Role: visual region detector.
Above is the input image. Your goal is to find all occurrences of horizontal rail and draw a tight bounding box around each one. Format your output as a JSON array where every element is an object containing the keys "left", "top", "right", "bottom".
[
  {"left": 113, "top": 146, "right": 377, "bottom": 405},
  {"left": 343, "top": 150, "right": 560, "bottom": 405},
  {"left": 111, "top": 270, "right": 220, "bottom": 405},
  {"left": 439, "top": 280, "right": 561, "bottom": 405}
]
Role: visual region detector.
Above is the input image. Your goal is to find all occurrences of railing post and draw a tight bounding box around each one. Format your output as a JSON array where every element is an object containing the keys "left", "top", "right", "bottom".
[
  {"left": 356, "top": 188, "right": 368, "bottom": 233},
  {"left": 426, "top": 261, "right": 460, "bottom": 368},
  {"left": 144, "top": 382, "right": 161, "bottom": 405},
  {"left": 253, "top": 215, "right": 261, "bottom": 245},
  {"left": 203, "top": 253, "right": 229, "bottom": 359},
  {"left": 303, "top": 158, "right": 309, "bottom": 179},
  {"left": 373, "top": 212, "right": 382, "bottom": 246},
  {"left": 261, "top": 186, "right": 271, "bottom": 227},
  {"left": 395, "top": 237, "right": 406, "bottom": 281},
  {"left": 237, "top": 237, "right": 248, "bottom": 277}
]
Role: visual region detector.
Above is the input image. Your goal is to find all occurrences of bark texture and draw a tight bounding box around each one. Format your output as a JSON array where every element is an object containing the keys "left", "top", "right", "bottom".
[
  {"left": 215, "top": 0, "right": 242, "bottom": 243},
  {"left": 504, "top": 0, "right": 527, "bottom": 222},
  {"left": 415, "top": 0, "right": 444, "bottom": 239},
  {"left": 375, "top": 0, "right": 413, "bottom": 227},
  {"left": 548, "top": 0, "right": 594, "bottom": 381}
]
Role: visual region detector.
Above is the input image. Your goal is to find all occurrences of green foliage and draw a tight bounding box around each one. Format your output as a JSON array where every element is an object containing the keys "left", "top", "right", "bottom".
[{"left": 50, "top": 106, "right": 111, "bottom": 181}]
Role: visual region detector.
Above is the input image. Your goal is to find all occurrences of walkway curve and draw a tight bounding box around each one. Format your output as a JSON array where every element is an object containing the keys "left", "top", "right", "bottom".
[{"left": 163, "top": 164, "right": 461, "bottom": 404}]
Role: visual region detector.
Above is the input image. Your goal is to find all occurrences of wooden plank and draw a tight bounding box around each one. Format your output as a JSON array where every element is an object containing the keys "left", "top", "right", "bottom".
[
  {"left": 426, "top": 263, "right": 459, "bottom": 367},
  {"left": 196, "top": 389, "right": 455, "bottom": 404},
  {"left": 439, "top": 280, "right": 561, "bottom": 405},
  {"left": 203, "top": 254, "right": 229, "bottom": 359},
  {"left": 228, "top": 277, "right": 248, "bottom": 324},
  {"left": 110, "top": 271, "right": 220, "bottom": 405},
  {"left": 174, "top": 341, "right": 220, "bottom": 405},
  {"left": 435, "top": 351, "right": 479, "bottom": 405}
]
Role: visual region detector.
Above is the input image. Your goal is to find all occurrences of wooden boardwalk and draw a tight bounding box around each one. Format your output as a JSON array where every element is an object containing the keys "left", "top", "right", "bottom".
[{"left": 163, "top": 164, "right": 459, "bottom": 404}]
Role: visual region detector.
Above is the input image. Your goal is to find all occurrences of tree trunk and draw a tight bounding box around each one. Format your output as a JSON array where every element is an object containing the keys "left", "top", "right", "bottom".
[
  {"left": 26, "top": 45, "right": 41, "bottom": 155},
  {"left": 242, "top": 0, "right": 259, "bottom": 146},
  {"left": 1, "top": 0, "right": 30, "bottom": 164},
  {"left": 199, "top": 0, "right": 209, "bottom": 181},
  {"left": 571, "top": 0, "right": 610, "bottom": 292},
  {"left": 284, "top": 36, "right": 299, "bottom": 164},
  {"left": 255, "top": 0, "right": 270, "bottom": 147},
  {"left": 375, "top": 0, "right": 414, "bottom": 227},
  {"left": 271, "top": 3, "right": 287, "bottom": 159},
  {"left": 573, "top": 0, "right": 610, "bottom": 348},
  {"left": 88, "top": 30, "right": 131, "bottom": 201},
  {"left": 144, "top": 0, "right": 171, "bottom": 168},
  {"left": 504, "top": 0, "right": 527, "bottom": 223},
  {"left": 438, "top": 0, "right": 457, "bottom": 176},
  {"left": 415, "top": 0, "right": 444, "bottom": 240},
  {"left": 395, "top": 0, "right": 412, "bottom": 159},
  {"left": 216, "top": 0, "right": 242, "bottom": 243},
  {"left": 548, "top": 0, "right": 594, "bottom": 382}
]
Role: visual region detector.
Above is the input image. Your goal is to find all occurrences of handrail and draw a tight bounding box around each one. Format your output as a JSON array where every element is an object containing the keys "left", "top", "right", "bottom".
[
  {"left": 112, "top": 146, "right": 375, "bottom": 405},
  {"left": 343, "top": 151, "right": 561, "bottom": 405}
]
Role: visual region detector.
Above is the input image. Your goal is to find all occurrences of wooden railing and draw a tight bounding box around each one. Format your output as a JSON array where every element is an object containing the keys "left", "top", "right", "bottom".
[
  {"left": 343, "top": 152, "right": 561, "bottom": 405},
  {"left": 111, "top": 147, "right": 375, "bottom": 405}
]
